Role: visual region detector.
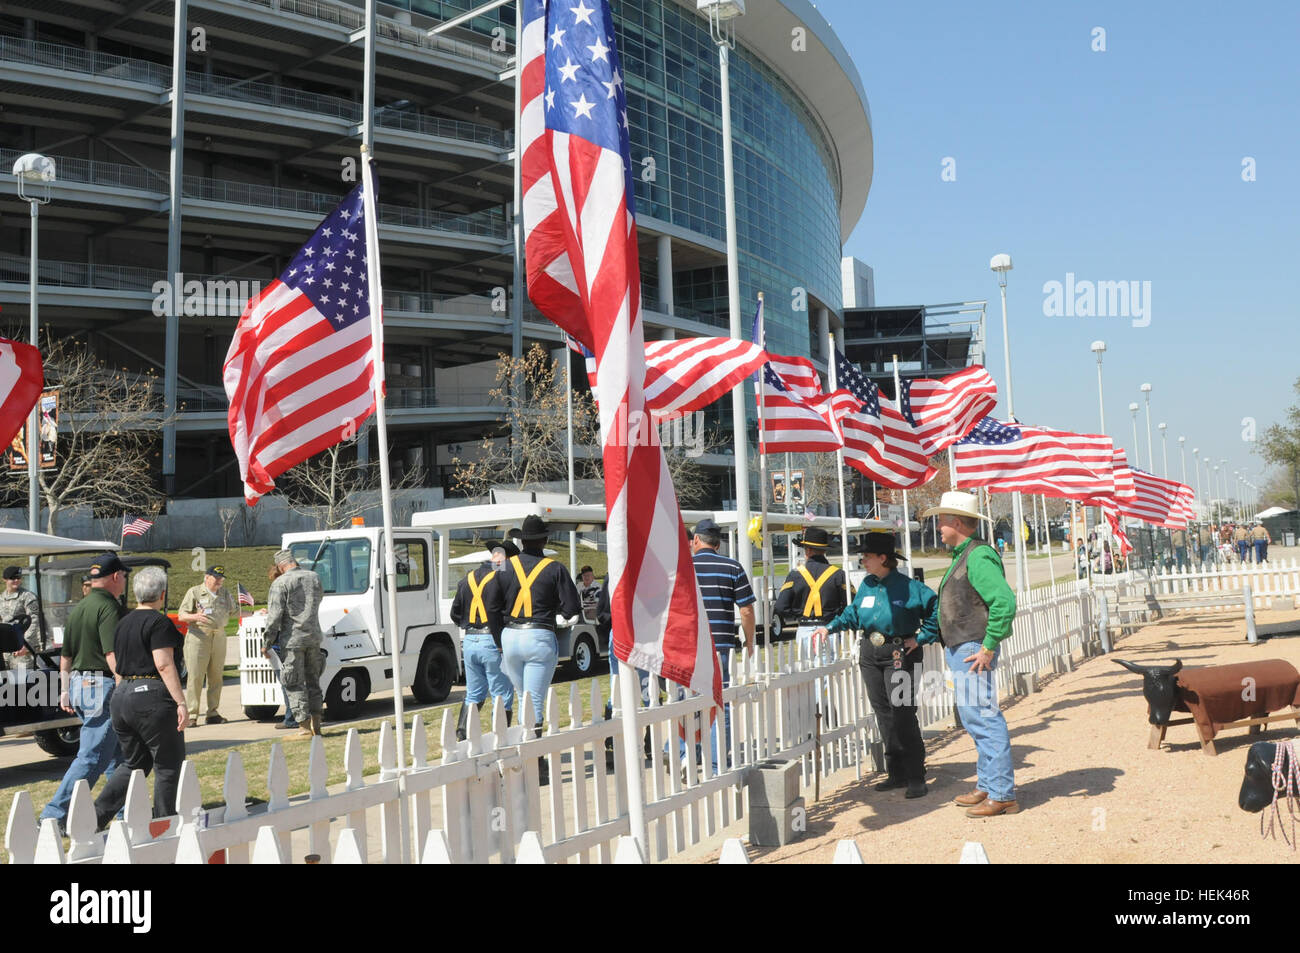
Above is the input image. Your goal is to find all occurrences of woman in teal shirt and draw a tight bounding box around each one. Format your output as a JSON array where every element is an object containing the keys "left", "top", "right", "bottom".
[{"left": 812, "top": 532, "right": 939, "bottom": 799}]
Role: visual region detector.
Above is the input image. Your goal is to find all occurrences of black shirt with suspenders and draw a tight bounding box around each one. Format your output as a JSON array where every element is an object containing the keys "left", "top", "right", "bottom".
[
  {"left": 450, "top": 562, "right": 497, "bottom": 634},
  {"left": 773, "top": 553, "right": 848, "bottom": 625},
  {"left": 483, "top": 549, "right": 581, "bottom": 647}
]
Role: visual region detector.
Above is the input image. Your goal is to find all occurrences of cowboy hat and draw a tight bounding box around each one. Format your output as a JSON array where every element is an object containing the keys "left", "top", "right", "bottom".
[
  {"left": 520, "top": 514, "right": 550, "bottom": 540},
  {"left": 791, "top": 527, "right": 829, "bottom": 548},
  {"left": 858, "top": 531, "right": 905, "bottom": 561},
  {"left": 920, "top": 491, "right": 988, "bottom": 522}
]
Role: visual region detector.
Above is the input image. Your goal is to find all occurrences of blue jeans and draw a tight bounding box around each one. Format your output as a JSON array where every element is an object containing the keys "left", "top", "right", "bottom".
[
  {"left": 608, "top": 651, "right": 652, "bottom": 708},
  {"left": 501, "top": 628, "right": 558, "bottom": 726},
  {"left": 1237, "top": 541, "right": 1249, "bottom": 563},
  {"left": 40, "top": 674, "right": 121, "bottom": 823},
  {"left": 1254, "top": 540, "right": 1267, "bottom": 563},
  {"left": 944, "top": 641, "right": 1015, "bottom": 802},
  {"left": 463, "top": 632, "right": 514, "bottom": 712},
  {"left": 796, "top": 625, "right": 835, "bottom": 718}
]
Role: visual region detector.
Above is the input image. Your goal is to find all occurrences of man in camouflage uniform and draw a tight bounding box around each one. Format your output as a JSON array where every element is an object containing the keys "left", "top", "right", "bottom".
[
  {"left": 261, "top": 550, "right": 324, "bottom": 739},
  {"left": 1, "top": 565, "right": 45, "bottom": 671}
]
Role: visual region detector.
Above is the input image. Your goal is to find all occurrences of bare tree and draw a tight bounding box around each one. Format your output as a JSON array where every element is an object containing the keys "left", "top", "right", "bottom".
[
  {"left": 236, "top": 502, "right": 262, "bottom": 547},
  {"left": 0, "top": 335, "right": 173, "bottom": 534},
  {"left": 281, "top": 440, "right": 426, "bottom": 530},
  {"left": 452, "top": 343, "right": 598, "bottom": 498},
  {"left": 219, "top": 508, "right": 239, "bottom": 550}
]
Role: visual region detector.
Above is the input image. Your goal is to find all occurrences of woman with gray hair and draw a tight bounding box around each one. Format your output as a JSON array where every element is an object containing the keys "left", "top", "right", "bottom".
[{"left": 92, "top": 565, "right": 188, "bottom": 830}]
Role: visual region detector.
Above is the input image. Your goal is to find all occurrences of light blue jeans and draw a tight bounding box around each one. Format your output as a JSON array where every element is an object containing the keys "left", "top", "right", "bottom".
[
  {"left": 501, "top": 627, "right": 558, "bottom": 727},
  {"left": 796, "top": 625, "right": 836, "bottom": 719},
  {"left": 945, "top": 641, "right": 1015, "bottom": 802},
  {"left": 463, "top": 631, "right": 514, "bottom": 713},
  {"left": 669, "top": 645, "right": 733, "bottom": 773},
  {"left": 40, "top": 673, "right": 122, "bottom": 823}
]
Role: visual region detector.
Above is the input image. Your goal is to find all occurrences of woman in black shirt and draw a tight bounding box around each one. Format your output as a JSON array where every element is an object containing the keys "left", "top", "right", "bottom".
[{"left": 93, "top": 566, "right": 187, "bottom": 830}]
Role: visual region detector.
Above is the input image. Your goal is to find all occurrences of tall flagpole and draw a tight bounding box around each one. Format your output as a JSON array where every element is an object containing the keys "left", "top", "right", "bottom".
[
  {"left": 1042, "top": 494, "right": 1056, "bottom": 590},
  {"left": 828, "top": 335, "right": 852, "bottom": 606},
  {"left": 359, "top": 147, "right": 410, "bottom": 863},
  {"left": 564, "top": 333, "right": 577, "bottom": 578},
  {"left": 891, "top": 356, "right": 912, "bottom": 573},
  {"left": 755, "top": 294, "right": 771, "bottom": 674}
]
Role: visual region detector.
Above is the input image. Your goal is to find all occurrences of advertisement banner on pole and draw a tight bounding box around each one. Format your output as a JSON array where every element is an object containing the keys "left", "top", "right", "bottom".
[
  {"left": 789, "top": 469, "right": 804, "bottom": 507},
  {"left": 38, "top": 389, "right": 57, "bottom": 469},
  {"left": 771, "top": 471, "right": 786, "bottom": 506}
]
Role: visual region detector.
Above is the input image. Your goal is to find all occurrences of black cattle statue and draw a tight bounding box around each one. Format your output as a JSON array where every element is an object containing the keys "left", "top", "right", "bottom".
[
  {"left": 1114, "top": 658, "right": 1182, "bottom": 725},
  {"left": 1239, "top": 740, "right": 1299, "bottom": 848},
  {"left": 1114, "top": 657, "right": 1300, "bottom": 755}
]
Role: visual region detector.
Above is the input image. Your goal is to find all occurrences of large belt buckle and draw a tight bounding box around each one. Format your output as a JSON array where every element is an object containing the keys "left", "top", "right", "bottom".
[{"left": 868, "top": 633, "right": 886, "bottom": 647}]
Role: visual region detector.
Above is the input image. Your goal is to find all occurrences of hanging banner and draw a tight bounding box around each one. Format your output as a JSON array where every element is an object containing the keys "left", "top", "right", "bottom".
[
  {"left": 789, "top": 469, "right": 805, "bottom": 507},
  {"left": 38, "top": 389, "right": 57, "bottom": 469},
  {"left": 771, "top": 471, "right": 786, "bottom": 506}
]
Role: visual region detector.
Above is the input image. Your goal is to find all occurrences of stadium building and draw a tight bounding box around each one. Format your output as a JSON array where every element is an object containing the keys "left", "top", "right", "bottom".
[{"left": 0, "top": 0, "right": 872, "bottom": 508}]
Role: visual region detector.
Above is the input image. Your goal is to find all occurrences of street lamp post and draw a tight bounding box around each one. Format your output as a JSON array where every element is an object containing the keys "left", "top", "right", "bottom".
[
  {"left": 1191, "top": 446, "right": 1200, "bottom": 503},
  {"left": 12, "top": 153, "right": 55, "bottom": 535},
  {"left": 1090, "top": 340, "right": 1107, "bottom": 434},
  {"left": 1128, "top": 403, "right": 1141, "bottom": 469},
  {"left": 1219, "top": 460, "right": 1228, "bottom": 520},
  {"left": 991, "top": 253, "right": 1028, "bottom": 592},
  {"left": 1140, "top": 383, "right": 1154, "bottom": 472},
  {"left": 1178, "top": 436, "right": 1187, "bottom": 488}
]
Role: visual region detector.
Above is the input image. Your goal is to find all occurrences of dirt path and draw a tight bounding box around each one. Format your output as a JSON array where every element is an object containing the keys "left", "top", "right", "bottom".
[{"left": 704, "top": 607, "right": 1300, "bottom": 864}]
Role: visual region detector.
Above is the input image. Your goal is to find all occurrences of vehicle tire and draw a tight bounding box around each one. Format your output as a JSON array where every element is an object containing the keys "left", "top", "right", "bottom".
[
  {"left": 325, "top": 669, "right": 370, "bottom": 722},
  {"left": 411, "top": 640, "right": 455, "bottom": 704},
  {"left": 243, "top": 705, "right": 280, "bottom": 722},
  {"left": 34, "top": 726, "right": 80, "bottom": 758},
  {"left": 569, "top": 633, "right": 598, "bottom": 677},
  {"left": 767, "top": 613, "right": 785, "bottom": 644}
]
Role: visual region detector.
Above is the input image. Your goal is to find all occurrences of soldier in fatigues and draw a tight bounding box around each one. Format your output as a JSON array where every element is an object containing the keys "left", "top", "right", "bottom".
[
  {"left": 1, "top": 565, "right": 46, "bottom": 671},
  {"left": 262, "top": 550, "right": 324, "bottom": 739}
]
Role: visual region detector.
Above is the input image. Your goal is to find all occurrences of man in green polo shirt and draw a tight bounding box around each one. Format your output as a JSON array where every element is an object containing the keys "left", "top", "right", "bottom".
[
  {"left": 39, "top": 553, "right": 129, "bottom": 832},
  {"left": 921, "top": 492, "right": 1019, "bottom": 817}
]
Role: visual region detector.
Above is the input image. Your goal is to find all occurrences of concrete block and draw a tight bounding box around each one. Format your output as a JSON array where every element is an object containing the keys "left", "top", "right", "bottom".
[
  {"left": 1052, "top": 654, "right": 1075, "bottom": 675},
  {"left": 749, "top": 797, "right": 805, "bottom": 847},
  {"left": 1013, "top": 671, "right": 1038, "bottom": 696},
  {"left": 1271, "top": 596, "right": 1295, "bottom": 611},
  {"left": 746, "top": 758, "right": 799, "bottom": 807}
]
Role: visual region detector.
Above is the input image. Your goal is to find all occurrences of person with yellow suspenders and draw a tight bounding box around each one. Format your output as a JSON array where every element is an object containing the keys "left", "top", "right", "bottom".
[
  {"left": 773, "top": 527, "right": 847, "bottom": 716},
  {"left": 449, "top": 540, "right": 518, "bottom": 741},
  {"left": 484, "top": 515, "right": 581, "bottom": 781}
]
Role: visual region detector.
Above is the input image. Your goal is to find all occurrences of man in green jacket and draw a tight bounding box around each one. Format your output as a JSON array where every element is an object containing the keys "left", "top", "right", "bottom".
[{"left": 922, "top": 492, "right": 1019, "bottom": 817}]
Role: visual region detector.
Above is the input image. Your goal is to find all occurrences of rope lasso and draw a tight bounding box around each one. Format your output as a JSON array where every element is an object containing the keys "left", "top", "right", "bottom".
[{"left": 1261, "top": 739, "right": 1299, "bottom": 850}]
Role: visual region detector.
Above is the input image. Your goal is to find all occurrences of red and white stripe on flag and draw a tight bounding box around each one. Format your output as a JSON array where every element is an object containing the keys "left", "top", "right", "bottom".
[
  {"left": 899, "top": 366, "right": 998, "bottom": 456},
  {"left": 519, "top": 0, "right": 718, "bottom": 706},
  {"left": 838, "top": 394, "right": 936, "bottom": 491},
  {"left": 223, "top": 182, "right": 377, "bottom": 505},
  {"left": 757, "top": 357, "right": 856, "bottom": 454},
  {"left": 1100, "top": 500, "right": 1135, "bottom": 555},
  {"left": 953, "top": 418, "right": 1116, "bottom": 499},
  {"left": 1100, "top": 469, "right": 1194, "bottom": 529},
  {"left": 0, "top": 338, "right": 44, "bottom": 452}
]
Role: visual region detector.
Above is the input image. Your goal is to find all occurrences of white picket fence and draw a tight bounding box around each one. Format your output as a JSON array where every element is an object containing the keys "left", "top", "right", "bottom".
[
  {"left": 1148, "top": 558, "right": 1300, "bottom": 609},
  {"left": 4, "top": 586, "right": 1103, "bottom": 865}
]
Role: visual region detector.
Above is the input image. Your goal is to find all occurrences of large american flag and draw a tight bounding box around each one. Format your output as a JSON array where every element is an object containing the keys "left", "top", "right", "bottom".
[
  {"left": 224, "top": 183, "right": 377, "bottom": 505},
  {"left": 953, "top": 417, "right": 1116, "bottom": 499},
  {"left": 832, "top": 348, "right": 935, "bottom": 489},
  {"left": 898, "top": 366, "right": 998, "bottom": 456},
  {"left": 572, "top": 334, "right": 767, "bottom": 421},
  {"left": 757, "top": 358, "right": 857, "bottom": 454},
  {"left": 521, "top": 0, "right": 718, "bottom": 704},
  {"left": 0, "top": 339, "right": 43, "bottom": 457}
]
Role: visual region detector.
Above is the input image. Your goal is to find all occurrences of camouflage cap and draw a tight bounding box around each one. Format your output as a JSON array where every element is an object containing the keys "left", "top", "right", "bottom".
[{"left": 273, "top": 549, "right": 295, "bottom": 565}]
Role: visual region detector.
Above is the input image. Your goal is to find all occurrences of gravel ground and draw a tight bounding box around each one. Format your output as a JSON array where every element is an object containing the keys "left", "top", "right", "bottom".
[{"left": 704, "top": 607, "right": 1300, "bottom": 864}]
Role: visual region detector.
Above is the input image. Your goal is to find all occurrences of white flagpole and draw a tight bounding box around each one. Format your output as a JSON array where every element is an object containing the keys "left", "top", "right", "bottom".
[
  {"left": 755, "top": 294, "right": 771, "bottom": 676},
  {"left": 359, "top": 147, "right": 410, "bottom": 863},
  {"left": 828, "top": 334, "right": 852, "bottom": 605},
  {"left": 564, "top": 332, "right": 577, "bottom": 578},
  {"left": 1042, "top": 494, "right": 1056, "bottom": 591},
  {"left": 891, "top": 356, "right": 912, "bottom": 573}
]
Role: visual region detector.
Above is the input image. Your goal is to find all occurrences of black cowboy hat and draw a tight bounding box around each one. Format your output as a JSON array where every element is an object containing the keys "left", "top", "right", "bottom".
[
  {"left": 484, "top": 539, "right": 521, "bottom": 559},
  {"left": 791, "top": 527, "right": 830, "bottom": 548},
  {"left": 520, "top": 514, "right": 550, "bottom": 540},
  {"left": 857, "top": 531, "right": 904, "bottom": 561}
]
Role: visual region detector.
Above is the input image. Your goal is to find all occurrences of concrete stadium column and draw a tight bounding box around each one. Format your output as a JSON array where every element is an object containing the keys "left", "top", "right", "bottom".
[
  {"left": 817, "top": 307, "right": 830, "bottom": 359},
  {"left": 834, "top": 323, "right": 844, "bottom": 353},
  {"left": 660, "top": 326, "right": 676, "bottom": 340},
  {"left": 162, "top": 0, "right": 189, "bottom": 497},
  {"left": 656, "top": 234, "right": 674, "bottom": 316}
]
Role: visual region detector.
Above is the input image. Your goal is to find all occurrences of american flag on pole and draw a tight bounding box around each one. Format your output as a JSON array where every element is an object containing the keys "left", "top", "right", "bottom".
[
  {"left": 0, "top": 339, "right": 43, "bottom": 456},
  {"left": 831, "top": 348, "right": 935, "bottom": 490},
  {"left": 223, "top": 183, "right": 377, "bottom": 505},
  {"left": 898, "top": 366, "right": 998, "bottom": 456},
  {"left": 1087, "top": 468, "right": 1192, "bottom": 529},
  {"left": 122, "top": 515, "right": 153, "bottom": 538},
  {"left": 571, "top": 334, "right": 766, "bottom": 421},
  {"left": 237, "top": 582, "right": 255, "bottom": 607},
  {"left": 757, "top": 358, "right": 858, "bottom": 454},
  {"left": 953, "top": 417, "right": 1116, "bottom": 499},
  {"left": 521, "top": 0, "right": 718, "bottom": 705},
  {"left": 1100, "top": 500, "right": 1134, "bottom": 556}
]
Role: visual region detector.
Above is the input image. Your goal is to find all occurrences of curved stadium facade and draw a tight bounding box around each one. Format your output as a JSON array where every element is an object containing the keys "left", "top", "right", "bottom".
[{"left": 0, "top": 0, "right": 871, "bottom": 508}]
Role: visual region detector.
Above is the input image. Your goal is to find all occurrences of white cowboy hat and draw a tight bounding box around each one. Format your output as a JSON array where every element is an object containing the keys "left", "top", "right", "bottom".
[{"left": 920, "top": 491, "right": 989, "bottom": 521}]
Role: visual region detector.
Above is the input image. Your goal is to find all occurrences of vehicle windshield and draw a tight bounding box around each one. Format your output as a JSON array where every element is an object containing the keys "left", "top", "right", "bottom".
[
  {"left": 290, "top": 539, "right": 372, "bottom": 595},
  {"left": 33, "top": 566, "right": 77, "bottom": 644}
]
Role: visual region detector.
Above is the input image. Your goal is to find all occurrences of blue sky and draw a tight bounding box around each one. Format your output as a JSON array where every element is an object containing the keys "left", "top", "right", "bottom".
[{"left": 813, "top": 0, "right": 1299, "bottom": 502}]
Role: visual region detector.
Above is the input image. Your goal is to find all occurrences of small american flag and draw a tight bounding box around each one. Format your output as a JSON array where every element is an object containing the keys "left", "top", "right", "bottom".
[
  {"left": 521, "top": 0, "right": 717, "bottom": 705},
  {"left": 832, "top": 348, "right": 935, "bottom": 490},
  {"left": 122, "top": 515, "right": 154, "bottom": 538},
  {"left": 953, "top": 417, "right": 1115, "bottom": 499},
  {"left": 224, "top": 181, "right": 378, "bottom": 505},
  {"left": 237, "top": 582, "right": 255, "bottom": 606},
  {"left": 898, "top": 366, "right": 998, "bottom": 456}
]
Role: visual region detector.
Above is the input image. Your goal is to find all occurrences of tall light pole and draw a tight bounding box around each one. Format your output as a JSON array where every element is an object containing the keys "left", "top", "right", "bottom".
[
  {"left": 1191, "top": 446, "right": 1200, "bottom": 502},
  {"left": 1219, "top": 460, "right": 1228, "bottom": 519},
  {"left": 1140, "top": 383, "right": 1154, "bottom": 472},
  {"left": 12, "top": 153, "right": 55, "bottom": 535},
  {"left": 1128, "top": 403, "right": 1141, "bottom": 467},
  {"left": 1157, "top": 422, "right": 1169, "bottom": 478},
  {"left": 1178, "top": 436, "right": 1187, "bottom": 488},
  {"left": 702, "top": 0, "right": 751, "bottom": 580},
  {"left": 991, "top": 253, "right": 1027, "bottom": 592},
  {"left": 1204, "top": 458, "right": 1214, "bottom": 521},
  {"left": 1090, "top": 340, "right": 1107, "bottom": 434}
]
